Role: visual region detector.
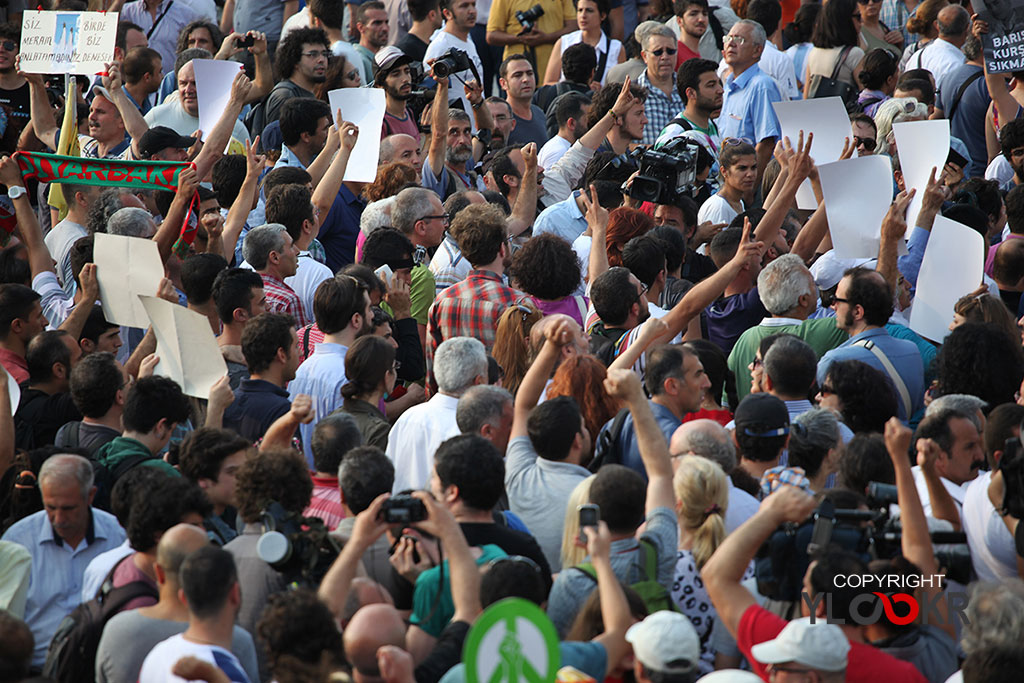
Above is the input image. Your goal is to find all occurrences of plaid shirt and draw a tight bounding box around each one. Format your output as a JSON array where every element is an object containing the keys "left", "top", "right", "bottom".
[
  {"left": 426, "top": 270, "right": 521, "bottom": 388},
  {"left": 261, "top": 273, "right": 309, "bottom": 328},
  {"left": 880, "top": 0, "right": 915, "bottom": 45},
  {"left": 638, "top": 70, "right": 685, "bottom": 147}
]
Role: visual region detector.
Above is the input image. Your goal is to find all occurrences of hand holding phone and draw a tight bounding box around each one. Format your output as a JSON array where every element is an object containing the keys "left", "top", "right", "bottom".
[
  {"left": 577, "top": 504, "right": 599, "bottom": 544},
  {"left": 374, "top": 264, "right": 393, "bottom": 287}
]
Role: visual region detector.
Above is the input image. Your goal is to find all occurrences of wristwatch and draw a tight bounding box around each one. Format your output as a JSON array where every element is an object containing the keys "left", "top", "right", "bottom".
[{"left": 7, "top": 186, "right": 26, "bottom": 200}]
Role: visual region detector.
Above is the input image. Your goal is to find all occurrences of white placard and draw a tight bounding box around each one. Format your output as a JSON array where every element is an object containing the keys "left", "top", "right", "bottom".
[
  {"left": 140, "top": 296, "right": 227, "bottom": 399},
  {"left": 909, "top": 216, "right": 985, "bottom": 343},
  {"left": 327, "top": 87, "right": 387, "bottom": 183},
  {"left": 93, "top": 233, "right": 164, "bottom": 328},
  {"left": 193, "top": 58, "right": 242, "bottom": 142},
  {"left": 892, "top": 119, "right": 949, "bottom": 230},
  {"left": 772, "top": 97, "right": 850, "bottom": 209},
  {"left": 818, "top": 155, "right": 895, "bottom": 259},
  {"left": 19, "top": 11, "right": 118, "bottom": 75}
]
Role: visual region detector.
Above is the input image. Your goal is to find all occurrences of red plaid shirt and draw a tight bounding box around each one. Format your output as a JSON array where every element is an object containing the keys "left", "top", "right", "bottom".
[
  {"left": 426, "top": 269, "right": 521, "bottom": 388},
  {"left": 261, "top": 273, "right": 309, "bottom": 328}
]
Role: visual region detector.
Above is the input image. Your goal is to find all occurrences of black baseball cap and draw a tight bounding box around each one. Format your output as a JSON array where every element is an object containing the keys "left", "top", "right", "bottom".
[
  {"left": 734, "top": 393, "right": 790, "bottom": 437},
  {"left": 138, "top": 126, "right": 196, "bottom": 159}
]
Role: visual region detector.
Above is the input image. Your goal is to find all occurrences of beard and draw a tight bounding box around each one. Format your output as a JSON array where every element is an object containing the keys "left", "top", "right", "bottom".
[
  {"left": 696, "top": 94, "right": 720, "bottom": 117},
  {"left": 385, "top": 83, "right": 412, "bottom": 101},
  {"left": 446, "top": 144, "right": 472, "bottom": 165},
  {"left": 310, "top": 73, "right": 327, "bottom": 84}
]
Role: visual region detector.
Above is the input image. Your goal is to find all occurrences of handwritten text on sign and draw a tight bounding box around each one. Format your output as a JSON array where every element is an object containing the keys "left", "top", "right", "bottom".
[{"left": 19, "top": 11, "right": 118, "bottom": 76}]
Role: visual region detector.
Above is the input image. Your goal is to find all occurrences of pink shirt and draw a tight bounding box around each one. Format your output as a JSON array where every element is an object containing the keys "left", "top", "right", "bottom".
[
  {"left": 986, "top": 233, "right": 1024, "bottom": 277},
  {"left": 304, "top": 476, "right": 345, "bottom": 530},
  {"left": 111, "top": 553, "right": 159, "bottom": 610},
  {"left": 0, "top": 347, "right": 28, "bottom": 385}
]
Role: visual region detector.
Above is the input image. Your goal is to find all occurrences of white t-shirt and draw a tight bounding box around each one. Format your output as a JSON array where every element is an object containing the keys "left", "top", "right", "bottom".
[
  {"left": 572, "top": 233, "right": 592, "bottom": 283},
  {"left": 962, "top": 470, "right": 1019, "bottom": 582},
  {"left": 539, "top": 135, "right": 572, "bottom": 170},
  {"left": 44, "top": 218, "right": 87, "bottom": 296},
  {"left": 697, "top": 194, "right": 742, "bottom": 226},
  {"left": 144, "top": 99, "right": 250, "bottom": 148},
  {"left": 425, "top": 29, "right": 484, "bottom": 130},
  {"left": 138, "top": 633, "right": 250, "bottom": 683},
  {"left": 287, "top": 254, "right": 333, "bottom": 320}
]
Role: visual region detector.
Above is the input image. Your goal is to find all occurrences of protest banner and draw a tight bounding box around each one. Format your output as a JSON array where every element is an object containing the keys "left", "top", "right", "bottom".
[
  {"left": 19, "top": 10, "right": 118, "bottom": 76},
  {"left": 974, "top": 0, "right": 1024, "bottom": 73}
]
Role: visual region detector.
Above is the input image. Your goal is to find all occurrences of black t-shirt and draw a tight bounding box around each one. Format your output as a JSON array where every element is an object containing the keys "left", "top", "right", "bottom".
[
  {"left": 396, "top": 33, "right": 428, "bottom": 65},
  {"left": 14, "top": 388, "right": 82, "bottom": 451},
  {"left": 0, "top": 82, "right": 31, "bottom": 135},
  {"left": 459, "top": 521, "right": 553, "bottom": 591},
  {"left": 414, "top": 620, "right": 470, "bottom": 683}
]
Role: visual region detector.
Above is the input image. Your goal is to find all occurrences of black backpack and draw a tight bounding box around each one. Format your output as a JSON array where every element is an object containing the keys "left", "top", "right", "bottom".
[
  {"left": 91, "top": 454, "right": 155, "bottom": 512},
  {"left": 589, "top": 406, "right": 630, "bottom": 472},
  {"left": 588, "top": 324, "right": 629, "bottom": 367},
  {"left": 42, "top": 556, "right": 159, "bottom": 682},
  {"left": 244, "top": 79, "right": 306, "bottom": 137}
]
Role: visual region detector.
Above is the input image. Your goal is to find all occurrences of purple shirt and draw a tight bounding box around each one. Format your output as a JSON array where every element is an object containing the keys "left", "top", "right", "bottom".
[
  {"left": 530, "top": 295, "right": 589, "bottom": 328},
  {"left": 705, "top": 287, "right": 769, "bottom": 355}
]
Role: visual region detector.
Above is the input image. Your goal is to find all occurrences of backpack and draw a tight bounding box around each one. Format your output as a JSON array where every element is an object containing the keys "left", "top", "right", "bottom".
[
  {"left": 91, "top": 454, "right": 155, "bottom": 512},
  {"left": 588, "top": 324, "right": 629, "bottom": 367},
  {"left": 544, "top": 83, "right": 579, "bottom": 138},
  {"left": 244, "top": 80, "right": 306, "bottom": 137},
  {"left": 589, "top": 407, "right": 630, "bottom": 473},
  {"left": 573, "top": 538, "right": 677, "bottom": 614},
  {"left": 42, "top": 556, "right": 159, "bottom": 683}
]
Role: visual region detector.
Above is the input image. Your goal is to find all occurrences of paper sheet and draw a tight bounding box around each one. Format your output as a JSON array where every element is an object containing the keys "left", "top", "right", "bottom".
[
  {"left": 327, "top": 88, "right": 387, "bottom": 183},
  {"left": 140, "top": 296, "right": 227, "bottom": 399},
  {"left": 772, "top": 97, "right": 851, "bottom": 209},
  {"left": 818, "top": 155, "right": 897, "bottom": 259},
  {"left": 93, "top": 233, "right": 165, "bottom": 328},
  {"left": 909, "top": 215, "right": 985, "bottom": 343},
  {"left": 892, "top": 119, "right": 950, "bottom": 230},
  {"left": 193, "top": 58, "right": 243, "bottom": 142},
  {"left": 5, "top": 370, "right": 19, "bottom": 414}
]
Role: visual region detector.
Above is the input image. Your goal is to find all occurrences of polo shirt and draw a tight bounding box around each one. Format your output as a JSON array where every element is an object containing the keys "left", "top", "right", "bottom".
[
  {"left": 2, "top": 507, "right": 126, "bottom": 666},
  {"left": 223, "top": 379, "right": 292, "bottom": 443},
  {"left": 717, "top": 63, "right": 782, "bottom": 144}
]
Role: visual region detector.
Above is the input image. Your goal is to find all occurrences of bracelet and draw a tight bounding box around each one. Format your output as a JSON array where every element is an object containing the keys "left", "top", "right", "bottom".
[{"left": 471, "top": 100, "right": 483, "bottom": 109}]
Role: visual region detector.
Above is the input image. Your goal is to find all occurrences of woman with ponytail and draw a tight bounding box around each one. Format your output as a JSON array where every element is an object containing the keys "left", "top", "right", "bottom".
[
  {"left": 670, "top": 454, "right": 751, "bottom": 674},
  {"left": 337, "top": 336, "right": 398, "bottom": 451}
]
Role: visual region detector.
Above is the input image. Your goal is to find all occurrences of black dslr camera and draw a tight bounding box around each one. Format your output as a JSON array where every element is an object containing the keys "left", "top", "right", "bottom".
[
  {"left": 256, "top": 501, "right": 340, "bottom": 587},
  {"left": 432, "top": 48, "right": 475, "bottom": 79},
  {"left": 516, "top": 4, "right": 545, "bottom": 32},
  {"left": 379, "top": 494, "right": 428, "bottom": 524},
  {"left": 624, "top": 136, "right": 700, "bottom": 206}
]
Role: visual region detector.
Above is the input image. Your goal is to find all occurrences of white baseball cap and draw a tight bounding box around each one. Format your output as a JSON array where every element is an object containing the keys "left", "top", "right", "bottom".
[
  {"left": 697, "top": 671, "right": 764, "bottom": 683},
  {"left": 624, "top": 611, "right": 699, "bottom": 674},
  {"left": 749, "top": 617, "right": 850, "bottom": 672}
]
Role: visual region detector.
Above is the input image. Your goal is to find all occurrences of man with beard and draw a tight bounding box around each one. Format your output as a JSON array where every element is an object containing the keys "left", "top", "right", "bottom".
[
  {"left": 261, "top": 28, "right": 330, "bottom": 126},
  {"left": 426, "top": 204, "right": 521, "bottom": 386},
  {"left": 0, "top": 23, "right": 29, "bottom": 138},
  {"left": 289, "top": 274, "right": 373, "bottom": 465},
  {"left": 500, "top": 54, "right": 547, "bottom": 147},
  {"left": 425, "top": 0, "right": 484, "bottom": 107},
  {"left": 354, "top": 1, "right": 390, "bottom": 84},
  {"left": 423, "top": 70, "right": 492, "bottom": 197},
  {"left": 485, "top": 97, "right": 516, "bottom": 149},
  {"left": 674, "top": 0, "right": 709, "bottom": 63},
  {"left": 376, "top": 46, "right": 421, "bottom": 143},
  {"left": 656, "top": 59, "right": 722, "bottom": 153},
  {"left": 817, "top": 267, "right": 925, "bottom": 422}
]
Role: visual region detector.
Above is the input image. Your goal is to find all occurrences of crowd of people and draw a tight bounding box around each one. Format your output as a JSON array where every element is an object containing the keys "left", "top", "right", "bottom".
[{"left": 2, "top": 0, "right": 1024, "bottom": 681}]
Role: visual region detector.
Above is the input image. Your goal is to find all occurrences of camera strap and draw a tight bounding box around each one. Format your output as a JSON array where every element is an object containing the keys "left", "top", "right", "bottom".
[
  {"left": 852, "top": 339, "right": 913, "bottom": 418},
  {"left": 147, "top": 0, "right": 175, "bottom": 40},
  {"left": 596, "top": 33, "right": 610, "bottom": 84}
]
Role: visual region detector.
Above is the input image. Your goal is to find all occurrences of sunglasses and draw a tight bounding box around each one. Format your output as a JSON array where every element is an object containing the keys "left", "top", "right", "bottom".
[
  {"left": 723, "top": 35, "right": 748, "bottom": 45},
  {"left": 853, "top": 135, "right": 877, "bottom": 151},
  {"left": 649, "top": 47, "right": 678, "bottom": 56},
  {"left": 723, "top": 136, "right": 755, "bottom": 146},
  {"left": 0, "top": 40, "right": 14, "bottom": 52}
]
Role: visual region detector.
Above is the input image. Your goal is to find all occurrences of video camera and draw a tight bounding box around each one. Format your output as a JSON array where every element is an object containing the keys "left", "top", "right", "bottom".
[
  {"left": 256, "top": 501, "right": 340, "bottom": 587},
  {"left": 755, "top": 483, "right": 971, "bottom": 602},
  {"left": 622, "top": 136, "right": 701, "bottom": 206},
  {"left": 516, "top": 4, "right": 545, "bottom": 32}
]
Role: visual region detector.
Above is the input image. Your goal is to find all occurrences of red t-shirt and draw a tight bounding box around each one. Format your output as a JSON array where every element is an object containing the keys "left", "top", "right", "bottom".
[
  {"left": 676, "top": 41, "right": 701, "bottom": 69},
  {"left": 737, "top": 605, "right": 928, "bottom": 682}
]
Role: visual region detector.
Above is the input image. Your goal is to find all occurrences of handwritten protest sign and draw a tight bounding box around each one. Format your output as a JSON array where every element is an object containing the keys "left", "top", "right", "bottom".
[
  {"left": 19, "top": 10, "right": 117, "bottom": 76},
  {"left": 974, "top": 0, "right": 1024, "bottom": 73}
]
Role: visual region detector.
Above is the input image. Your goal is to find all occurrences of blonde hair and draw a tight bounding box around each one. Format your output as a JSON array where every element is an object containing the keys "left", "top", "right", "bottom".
[
  {"left": 560, "top": 475, "right": 596, "bottom": 570},
  {"left": 873, "top": 97, "right": 927, "bottom": 155},
  {"left": 673, "top": 455, "right": 729, "bottom": 570}
]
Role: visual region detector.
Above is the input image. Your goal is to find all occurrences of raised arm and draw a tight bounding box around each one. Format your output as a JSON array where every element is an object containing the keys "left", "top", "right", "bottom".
[
  {"left": 21, "top": 61, "right": 58, "bottom": 151},
  {"left": 608, "top": 317, "right": 668, "bottom": 373},
  {"left": 703, "top": 485, "right": 817, "bottom": 638},
  {"left": 259, "top": 394, "right": 313, "bottom": 451},
  {"left": 604, "top": 368, "right": 674, "bottom": 513},
  {"left": 155, "top": 167, "right": 200, "bottom": 262},
  {"left": 319, "top": 493, "right": 393, "bottom": 618},
  {"left": 791, "top": 201, "right": 828, "bottom": 263},
  {"left": 222, "top": 139, "right": 265, "bottom": 262},
  {"left": 753, "top": 131, "right": 813, "bottom": 247},
  {"left": 584, "top": 522, "right": 632, "bottom": 667},
  {"left": 247, "top": 33, "right": 274, "bottom": 103},
  {"left": 102, "top": 63, "right": 149, "bottom": 156},
  {"left": 0, "top": 156, "right": 53, "bottom": 279},
  {"left": 915, "top": 432, "right": 963, "bottom": 532},
  {"left": 311, "top": 116, "right": 358, "bottom": 220},
  {"left": 306, "top": 119, "right": 340, "bottom": 189},
  {"left": 511, "top": 317, "right": 573, "bottom": 439},
  {"left": 426, "top": 74, "right": 449, "bottom": 179},
  {"left": 193, "top": 70, "right": 254, "bottom": 179},
  {"left": 578, "top": 77, "right": 636, "bottom": 152},
  {"left": 876, "top": 189, "right": 914, "bottom": 293},
  {"left": 582, "top": 185, "right": 610, "bottom": 282},
  {"left": 508, "top": 142, "right": 539, "bottom": 237}
]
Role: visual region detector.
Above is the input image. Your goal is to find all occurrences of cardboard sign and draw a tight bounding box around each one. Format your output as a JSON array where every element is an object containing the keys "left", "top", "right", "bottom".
[
  {"left": 974, "top": 0, "right": 1024, "bottom": 73},
  {"left": 19, "top": 11, "right": 117, "bottom": 75}
]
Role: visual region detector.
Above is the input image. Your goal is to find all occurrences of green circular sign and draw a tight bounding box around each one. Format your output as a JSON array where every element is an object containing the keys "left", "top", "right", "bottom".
[{"left": 463, "top": 598, "right": 561, "bottom": 683}]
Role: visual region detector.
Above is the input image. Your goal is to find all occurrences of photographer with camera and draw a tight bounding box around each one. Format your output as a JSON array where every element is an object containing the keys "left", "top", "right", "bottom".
[
  {"left": 702, "top": 480, "right": 929, "bottom": 682},
  {"left": 486, "top": 1, "right": 575, "bottom": 79},
  {"left": 319, "top": 490, "right": 483, "bottom": 680}
]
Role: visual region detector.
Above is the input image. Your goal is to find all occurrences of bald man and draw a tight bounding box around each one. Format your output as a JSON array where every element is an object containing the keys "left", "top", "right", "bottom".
[
  {"left": 341, "top": 577, "right": 396, "bottom": 629},
  {"left": 94, "top": 525, "right": 260, "bottom": 683},
  {"left": 344, "top": 603, "right": 408, "bottom": 683},
  {"left": 670, "top": 420, "right": 760, "bottom": 532},
  {"left": 379, "top": 133, "right": 423, "bottom": 172}
]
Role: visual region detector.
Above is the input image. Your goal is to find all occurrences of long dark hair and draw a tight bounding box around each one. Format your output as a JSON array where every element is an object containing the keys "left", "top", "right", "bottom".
[
  {"left": 340, "top": 335, "right": 396, "bottom": 400},
  {"left": 811, "top": 0, "right": 860, "bottom": 48}
]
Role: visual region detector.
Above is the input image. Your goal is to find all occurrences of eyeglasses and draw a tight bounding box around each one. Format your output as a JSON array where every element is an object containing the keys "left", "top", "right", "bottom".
[
  {"left": 819, "top": 384, "right": 835, "bottom": 395},
  {"left": 650, "top": 47, "right": 678, "bottom": 56},
  {"left": 853, "top": 135, "right": 877, "bottom": 151},
  {"left": 723, "top": 35, "right": 748, "bottom": 45},
  {"left": 0, "top": 40, "right": 15, "bottom": 52},
  {"left": 301, "top": 49, "right": 331, "bottom": 59},
  {"left": 421, "top": 213, "right": 450, "bottom": 225},
  {"left": 832, "top": 296, "right": 851, "bottom": 305},
  {"left": 858, "top": 0, "right": 882, "bottom": 4}
]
